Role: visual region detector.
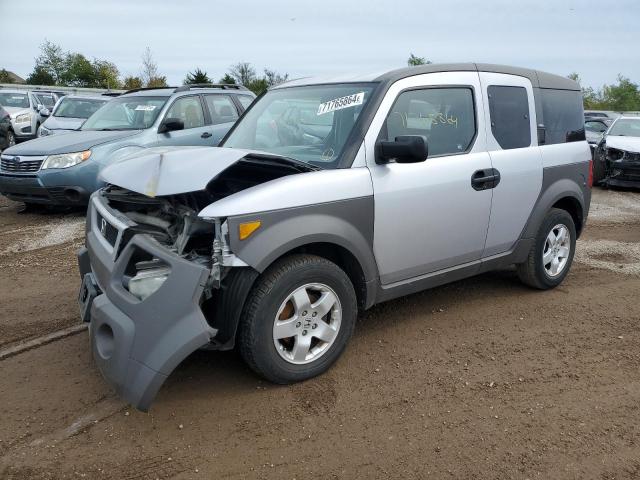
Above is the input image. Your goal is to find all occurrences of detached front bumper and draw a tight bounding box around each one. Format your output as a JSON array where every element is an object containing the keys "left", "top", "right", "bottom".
[{"left": 78, "top": 198, "right": 216, "bottom": 410}]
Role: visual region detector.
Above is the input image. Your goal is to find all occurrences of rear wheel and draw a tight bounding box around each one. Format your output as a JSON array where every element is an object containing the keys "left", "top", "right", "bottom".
[
  {"left": 238, "top": 254, "right": 357, "bottom": 384},
  {"left": 517, "top": 208, "right": 576, "bottom": 290}
]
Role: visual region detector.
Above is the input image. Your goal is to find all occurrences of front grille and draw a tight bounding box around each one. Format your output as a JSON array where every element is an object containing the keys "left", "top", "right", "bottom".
[
  {"left": 95, "top": 211, "right": 119, "bottom": 247},
  {"left": 0, "top": 155, "right": 45, "bottom": 173}
]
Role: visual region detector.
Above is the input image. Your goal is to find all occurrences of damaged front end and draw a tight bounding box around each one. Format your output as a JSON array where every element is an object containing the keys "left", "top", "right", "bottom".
[
  {"left": 77, "top": 148, "right": 314, "bottom": 410},
  {"left": 599, "top": 147, "right": 640, "bottom": 188}
]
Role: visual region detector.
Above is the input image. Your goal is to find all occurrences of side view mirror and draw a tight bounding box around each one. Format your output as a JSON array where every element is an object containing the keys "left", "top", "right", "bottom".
[
  {"left": 35, "top": 103, "right": 44, "bottom": 112},
  {"left": 158, "top": 117, "right": 184, "bottom": 134},
  {"left": 40, "top": 108, "right": 51, "bottom": 118},
  {"left": 376, "top": 135, "right": 428, "bottom": 164}
]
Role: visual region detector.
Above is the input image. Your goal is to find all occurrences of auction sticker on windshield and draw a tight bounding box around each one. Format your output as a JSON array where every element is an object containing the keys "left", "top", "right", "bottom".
[
  {"left": 317, "top": 92, "right": 365, "bottom": 115},
  {"left": 135, "top": 105, "right": 157, "bottom": 111}
]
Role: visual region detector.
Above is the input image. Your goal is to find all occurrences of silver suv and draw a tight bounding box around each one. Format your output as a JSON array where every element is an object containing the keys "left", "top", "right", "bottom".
[
  {"left": 0, "top": 89, "right": 46, "bottom": 141},
  {"left": 78, "top": 64, "right": 591, "bottom": 410}
]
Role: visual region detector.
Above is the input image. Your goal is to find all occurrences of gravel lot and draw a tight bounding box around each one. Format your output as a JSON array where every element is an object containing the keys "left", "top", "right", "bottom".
[{"left": 0, "top": 189, "right": 639, "bottom": 479}]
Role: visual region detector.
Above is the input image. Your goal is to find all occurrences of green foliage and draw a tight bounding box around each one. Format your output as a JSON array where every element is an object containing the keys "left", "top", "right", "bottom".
[
  {"left": 184, "top": 68, "right": 211, "bottom": 85},
  {"left": 219, "top": 73, "right": 236, "bottom": 85},
  {"left": 225, "top": 62, "right": 288, "bottom": 94},
  {"left": 122, "top": 76, "right": 143, "bottom": 90},
  {"left": 147, "top": 76, "right": 168, "bottom": 88},
  {"left": 0, "top": 69, "right": 15, "bottom": 83},
  {"left": 569, "top": 73, "right": 640, "bottom": 111},
  {"left": 26, "top": 40, "right": 121, "bottom": 88},
  {"left": 27, "top": 66, "right": 55, "bottom": 85},
  {"left": 408, "top": 53, "right": 431, "bottom": 66}
]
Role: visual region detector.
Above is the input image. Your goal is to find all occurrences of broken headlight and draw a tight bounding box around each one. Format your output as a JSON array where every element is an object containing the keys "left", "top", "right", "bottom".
[
  {"left": 127, "top": 266, "right": 170, "bottom": 301},
  {"left": 606, "top": 148, "right": 624, "bottom": 161}
]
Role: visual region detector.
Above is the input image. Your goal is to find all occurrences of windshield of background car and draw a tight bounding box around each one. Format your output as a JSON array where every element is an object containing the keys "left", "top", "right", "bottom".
[
  {"left": 222, "top": 84, "right": 376, "bottom": 168},
  {"left": 608, "top": 119, "right": 640, "bottom": 138},
  {"left": 54, "top": 97, "right": 108, "bottom": 119},
  {"left": 81, "top": 96, "right": 167, "bottom": 130},
  {"left": 0, "top": 93, "right": 30, "bottom": 109},
  {"left": 34, "top": 94, "right": 56, "bottom": 107}
]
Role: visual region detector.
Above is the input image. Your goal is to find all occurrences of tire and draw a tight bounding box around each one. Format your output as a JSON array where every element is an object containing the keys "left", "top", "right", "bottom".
[
  {"left": 517, "top": 208, "right": 577, "bottom": 290},
  {"left": 238, "top": 254, "right": 357, "bottom": 384}
]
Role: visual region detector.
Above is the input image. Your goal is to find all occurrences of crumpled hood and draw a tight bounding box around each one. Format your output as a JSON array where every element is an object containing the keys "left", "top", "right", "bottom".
[
  {"left": 1, "top": 129, "right": 142, "bottom": 156},
  {"left": 42, "top": 116, "right": 85, "bottom": 131},
  {"left": 605, "top": 135, "right": 640, "bottom": 153},
  {"left": 99, "top": 146, "right": 257, "bottom": 197}
]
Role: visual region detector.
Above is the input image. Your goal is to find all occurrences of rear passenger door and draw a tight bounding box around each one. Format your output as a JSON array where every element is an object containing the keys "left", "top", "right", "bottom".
[
  {"left": 156, "top": 95, "right": 212, "bottom": 146},
  {"left": 202, "top": 94, "right": 240, "bottom": 145},
  {"left": 478, "top": 73, "right": 542, "bottom": 257}
]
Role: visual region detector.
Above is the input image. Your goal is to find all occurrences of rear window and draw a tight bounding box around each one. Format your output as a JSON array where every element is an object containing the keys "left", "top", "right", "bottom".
[
  {"left": 540, "top": 89, "right": 585, "bottom": 144},
  {"left": 488, "top": 85, "right": 531, "bottom": 149}
]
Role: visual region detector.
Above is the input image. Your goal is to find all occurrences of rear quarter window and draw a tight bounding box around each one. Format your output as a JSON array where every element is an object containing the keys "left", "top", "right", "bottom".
[
  {"left": 540, "top": 89, "right": 585, "bottom": 144},
  {"left": 488, "top": 85, "right": 531, "bottom": 149}
]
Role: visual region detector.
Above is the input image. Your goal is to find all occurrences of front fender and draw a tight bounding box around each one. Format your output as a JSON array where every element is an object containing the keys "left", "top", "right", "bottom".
[{"left": 227, "top": 197, "right": 378, "bottom": 282}]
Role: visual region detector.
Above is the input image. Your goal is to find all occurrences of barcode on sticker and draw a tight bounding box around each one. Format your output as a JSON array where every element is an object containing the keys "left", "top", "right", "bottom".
[{"left": 317, "top": 92, "right": 365, "bottom": 116}]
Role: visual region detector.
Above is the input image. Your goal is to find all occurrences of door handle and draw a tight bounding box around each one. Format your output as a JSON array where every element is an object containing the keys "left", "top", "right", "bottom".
[
  {"left": 201, "top": 132, "right": 213, "bottom": 139},
  {"left": 471, "top": 168, "right": 501, "bottom": 191}
]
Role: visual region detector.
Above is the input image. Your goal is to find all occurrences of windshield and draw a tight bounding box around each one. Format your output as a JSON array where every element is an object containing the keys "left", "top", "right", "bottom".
[
  {"left": 34, "top": 93, "right": 56, "bottom": 107},
  {"left": 81, "top": 96, "right": 167, "bottom": 131},
  {"left": 222, "top": 83, "right": 376, "bottom": 168},
  {"left": 0, "top": 93, "right": 30, "bottom": 109},
  {"left": 54, "top": 97, "right": 108, "bottom": 119},
  {"left": 608, "top": 118, "right": 640, "bottom": 137}
]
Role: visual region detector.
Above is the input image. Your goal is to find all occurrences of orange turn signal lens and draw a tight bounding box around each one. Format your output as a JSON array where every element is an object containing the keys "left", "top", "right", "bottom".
[{"left": 239, "top": 221, "right": 261, "bottom": 240}]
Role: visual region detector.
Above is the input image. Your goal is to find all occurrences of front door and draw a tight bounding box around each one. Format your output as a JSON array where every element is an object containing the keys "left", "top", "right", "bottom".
[
  {"left": 365, "top": 72, "right": 494, "bottom": 285},
  {"left": 156, "top": 95, "right": 212, "bottom": 146}
]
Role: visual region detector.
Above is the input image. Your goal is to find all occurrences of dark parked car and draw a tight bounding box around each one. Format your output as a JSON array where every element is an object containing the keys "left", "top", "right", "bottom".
[{"left": 0, "top": 105, "right": 15, "bottom": 151}]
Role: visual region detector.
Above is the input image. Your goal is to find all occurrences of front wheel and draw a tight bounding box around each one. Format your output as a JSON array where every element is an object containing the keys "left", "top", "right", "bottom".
[
  {"left": 517, "top": 208, "right": 577, "bottom": 290},
  {"left": 238, "top": 254, "right": 357, "bottom": 384}
]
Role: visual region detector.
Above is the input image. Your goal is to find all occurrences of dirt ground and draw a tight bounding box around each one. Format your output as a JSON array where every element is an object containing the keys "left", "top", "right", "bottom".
[{"left": 1, "top": 189, "right": 639, "bottom": 480}]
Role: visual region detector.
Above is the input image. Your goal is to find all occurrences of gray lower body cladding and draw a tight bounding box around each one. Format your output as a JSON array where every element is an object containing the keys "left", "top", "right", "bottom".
[{"left": 80, "top": 215, "right": 215, "bottom": 411}]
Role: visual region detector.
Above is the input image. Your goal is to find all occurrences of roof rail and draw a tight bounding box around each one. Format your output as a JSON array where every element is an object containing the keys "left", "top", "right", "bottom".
[
  {"left": 122, "top": 86, "right": 180, "bottom": 95},
  {"left": 173, "top": 83, "right": 247, "bottom": 92}
]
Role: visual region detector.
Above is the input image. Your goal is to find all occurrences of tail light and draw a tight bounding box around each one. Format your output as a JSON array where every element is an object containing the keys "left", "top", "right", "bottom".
[{"left": 587, "top": 159, "right": 593, "bottom": 188}]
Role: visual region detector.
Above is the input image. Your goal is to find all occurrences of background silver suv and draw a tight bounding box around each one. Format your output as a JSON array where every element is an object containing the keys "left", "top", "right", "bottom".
[{"left": 0, "top": 89, "right": 46, "bottom": 141}]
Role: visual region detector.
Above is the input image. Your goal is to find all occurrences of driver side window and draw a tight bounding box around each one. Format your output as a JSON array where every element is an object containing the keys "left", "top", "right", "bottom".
[
  {"left": 165, "top": 96, "right": 205, "bottom": 130},
  {"left": 379, "top": 88, "right": 477, "bottom": 157}
]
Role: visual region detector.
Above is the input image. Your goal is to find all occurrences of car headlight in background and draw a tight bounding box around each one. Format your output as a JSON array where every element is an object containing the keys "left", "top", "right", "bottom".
[
  {"left": 41, "top": 150, "right": 91, "bottom": 169},
  {"left": 15, "top": 113, "right": 32, "bottom": 124},
  {"left": 38, "top": 126, "right": 51, "bottom": 137},
  {"left": 127, "top": 267, "right": 170, "bottom": 301}
]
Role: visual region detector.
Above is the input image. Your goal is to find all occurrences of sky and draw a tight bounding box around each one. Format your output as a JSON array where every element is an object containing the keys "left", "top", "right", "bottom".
[{"left": 1, "top": 0, "right": 639, "bottom": 89}]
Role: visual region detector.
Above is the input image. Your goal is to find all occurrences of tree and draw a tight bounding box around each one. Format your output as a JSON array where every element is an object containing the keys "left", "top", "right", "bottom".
[
  {"left": 93, "top": 60, "right": 121, "bottom": 89},
  {"left": 27, "top": 66, "right": 55, "bottom": 85},
  {"left": 601, "top": 75, "right": 640, "bottom": 112},
  {"left": 32, "top": 40, "right": 67, "bottom": 85},
  {"left": 63, "top": 53, "right": 96, "bottom": 87},
  {"left": 246, "top": 78, "right": 269, "bottom": 95},
  {"left": 219, "top": 73, "right": 236, "bottom": 85},
  {"left": 229, "top": 62, "right": 256, "bottom": 86},
  {"left": 0, "top": 69, "right": 15, "bottom": 84},
  {"left": 184, "top": 68, "right": 211, "bottom": 85},
  {"left": 408, "top": 53, "right": 431, "bottom": 66},
  {"left": 140, "top": 47, "right": 162, "bottom": 87},
  {"left": 123, "top": 75, "right": 143, "bottom": 90},
  {"left": 264, "top": 68, "right": 289, "bottom": 87}
]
